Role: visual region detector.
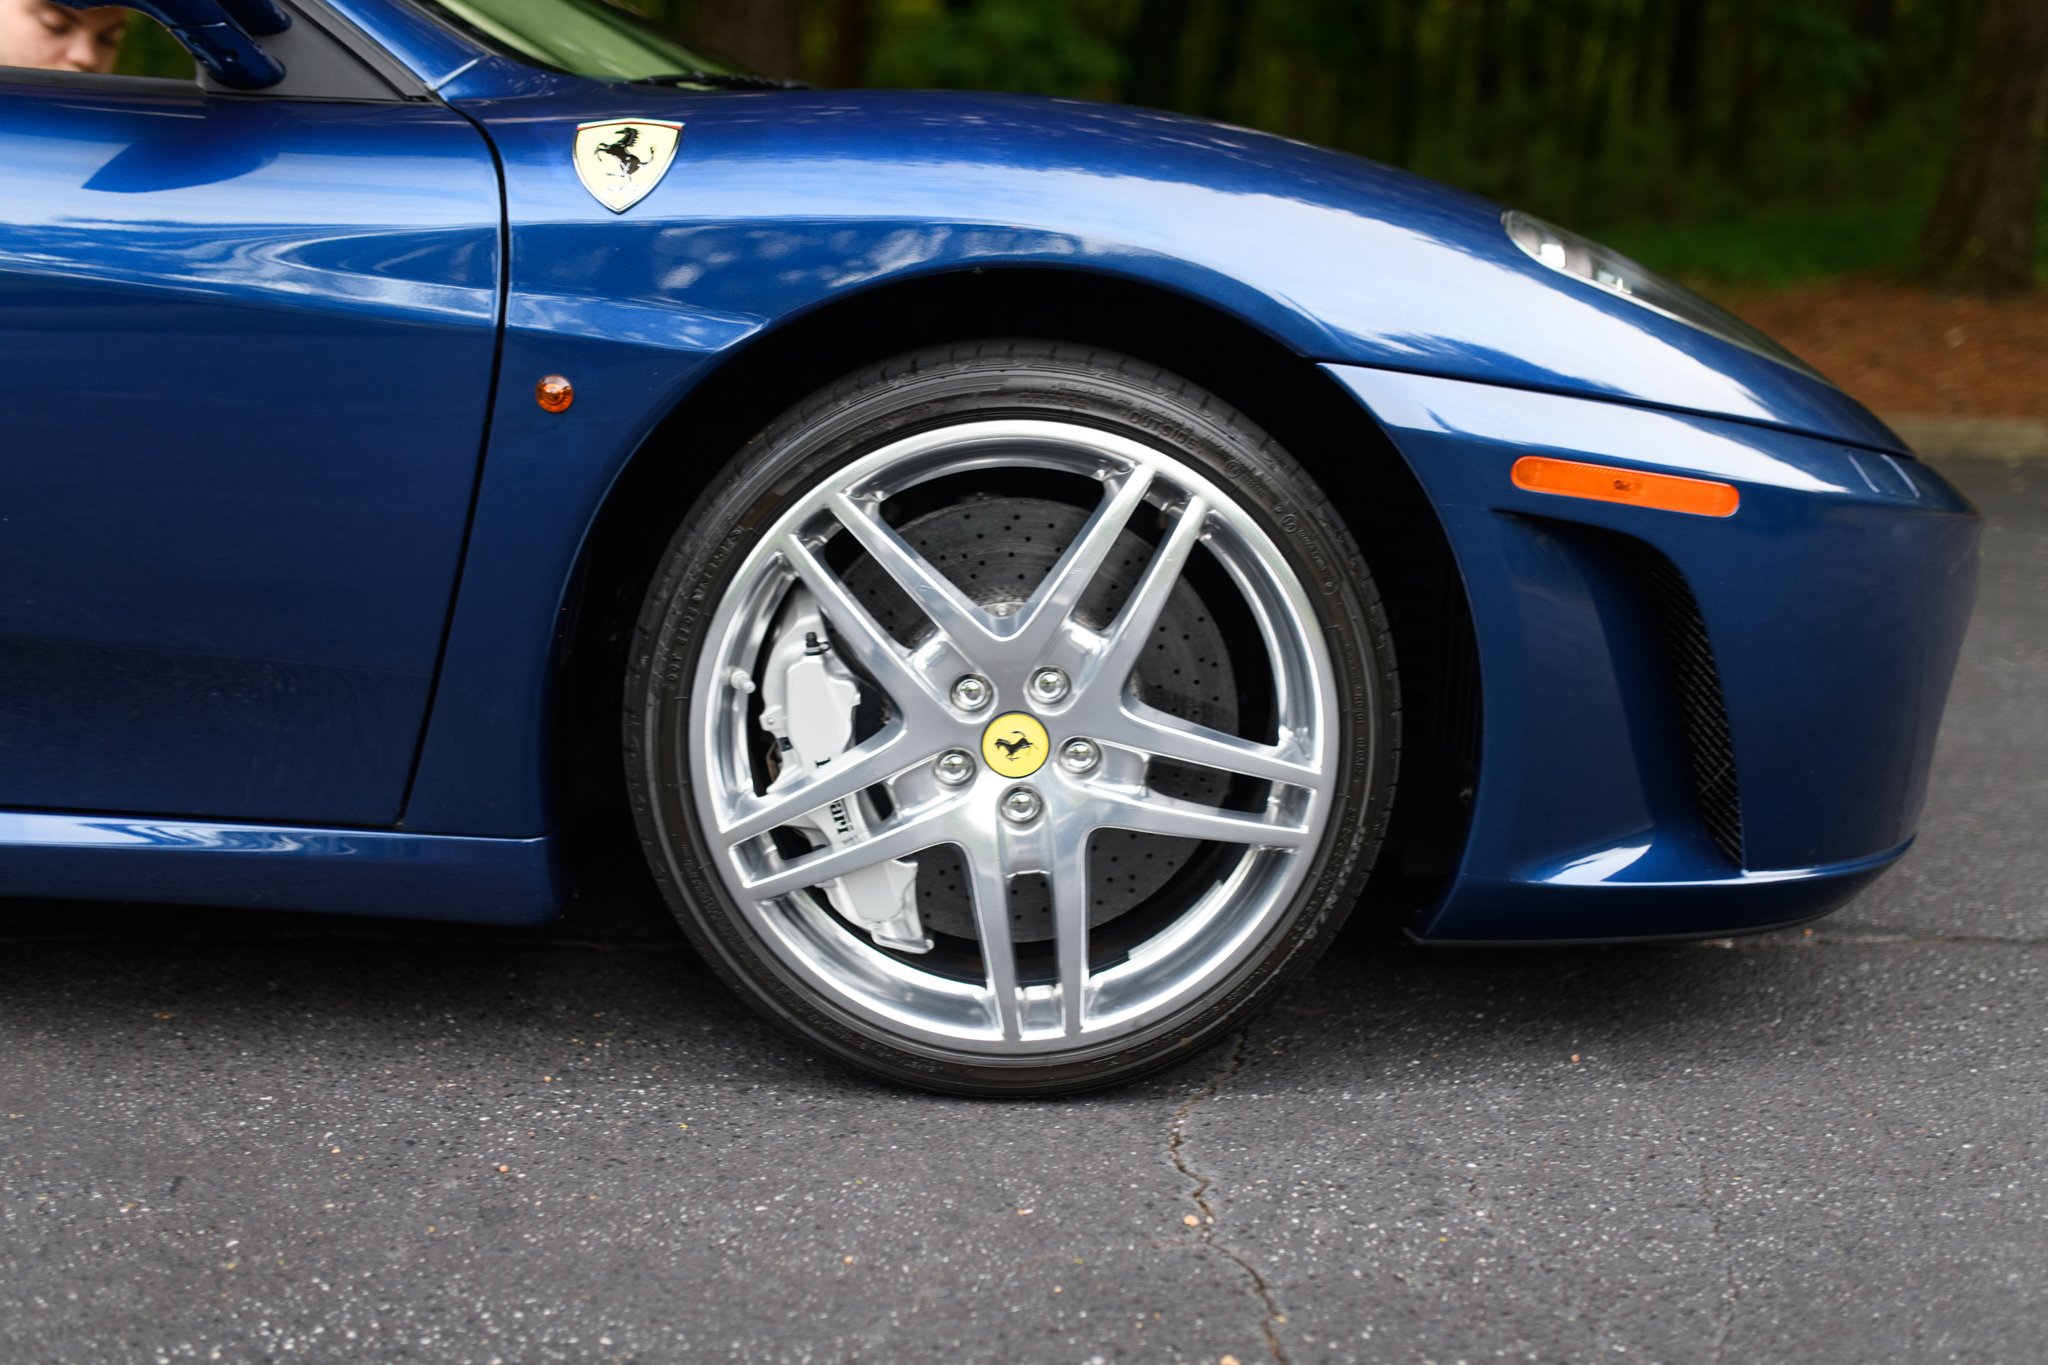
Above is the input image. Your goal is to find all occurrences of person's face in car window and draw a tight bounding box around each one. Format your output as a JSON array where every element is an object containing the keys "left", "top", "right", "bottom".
[{"left": 0, "top": 0, "right": 127, "bottom": 73}]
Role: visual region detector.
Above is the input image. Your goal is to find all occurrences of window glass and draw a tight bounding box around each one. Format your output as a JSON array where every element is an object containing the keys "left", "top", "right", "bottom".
[
  {"left": 415, "top": 0, "right": 739, "bottom": 82},
  {"left": 0, "top": 0, "right": 166, "bottom": 77}
]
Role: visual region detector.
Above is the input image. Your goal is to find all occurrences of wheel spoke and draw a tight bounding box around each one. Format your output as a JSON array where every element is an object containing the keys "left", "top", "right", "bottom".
[
  {"left": 1047, "top": 832, "right": 1091, "bottom": 1036},
  {"left": 828, "top": 493, "right": 996, "bottom": 657},
  {"left": 963, "top": 843, "right": 1023, "bottom": 1041},
  {"left": 740, "top": 801, "right": 955, "bottom": 901},
  {"left": 1090, "top": 787, "right": 1310, "bottom": 848},
  {"left": 1011, "top": 467, "right": 1156, "bottom": 656},
  {"left": 1086, "top": 495, "right": 1209, "bottom": 693},
  {"left": 1112, "top": 702, "right": 1320, "bottom": 787},
  {"left": 717, "top": 721, "right": 911, "bottom": 844},
  {"left": 779, "top": 534, "right": 940, "bottom": 710}
]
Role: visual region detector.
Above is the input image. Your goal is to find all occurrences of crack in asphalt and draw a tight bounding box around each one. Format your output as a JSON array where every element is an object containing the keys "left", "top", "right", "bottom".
[
  {"left": 1702, "top": 1162, "right": 1739, "bottom": 1365},
  {"left": 1643, "top": 1094, "right": 1740, "bottom": 1362},
  {"left": 1807, "top": 930, "right": 2048, "bottom": 947},
  {"left": 1167, "top": 1029, "right": 1291, "bottom": 1365},
  {"left": 1698, "top": 929, "right": 2048, "bottom": 949}
]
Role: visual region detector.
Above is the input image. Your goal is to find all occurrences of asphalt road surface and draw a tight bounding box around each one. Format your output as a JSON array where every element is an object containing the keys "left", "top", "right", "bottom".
[{"left": 2, "top": 459, "right": 2041, "bottom": 1365}]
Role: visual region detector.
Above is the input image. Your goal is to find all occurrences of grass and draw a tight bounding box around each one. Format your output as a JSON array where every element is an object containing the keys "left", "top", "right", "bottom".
[{"left": 1594, "top": 198, "right": 2048, "bottom": 291}]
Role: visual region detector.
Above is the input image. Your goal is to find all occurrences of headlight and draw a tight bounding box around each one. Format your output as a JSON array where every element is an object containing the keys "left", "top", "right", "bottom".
[{"left": 1503, "top": 210, "right": 1821, "bottom": 381}]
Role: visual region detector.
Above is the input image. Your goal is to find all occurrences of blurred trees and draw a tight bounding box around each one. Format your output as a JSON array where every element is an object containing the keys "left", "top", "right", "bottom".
[
  {"left": 650, "top": 0, "right": 2042, "bottom": 290},
  {"left": 692, "top": 0, "right": 802, "bottom": 74},
  {"left": 1913, "top": 0, "right": 2048, "bottom": 295}
]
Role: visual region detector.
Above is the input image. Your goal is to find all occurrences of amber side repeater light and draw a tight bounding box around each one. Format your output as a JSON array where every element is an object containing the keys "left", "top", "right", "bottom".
[
  {"left": 536, "top": 374, "right": 574, "bottom": 413},
  {"left": 1511, "top": 455, "right": 1739, "bottom": 518}
]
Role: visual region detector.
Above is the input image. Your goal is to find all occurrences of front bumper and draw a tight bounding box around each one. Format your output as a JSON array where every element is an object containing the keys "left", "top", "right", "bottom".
[{"left": 1328, "top": 365, "right": 1980, "bottom": 941}]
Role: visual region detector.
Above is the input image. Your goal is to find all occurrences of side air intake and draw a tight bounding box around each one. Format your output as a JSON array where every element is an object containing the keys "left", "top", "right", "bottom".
[{"left": 1640, "top": 552, "right": 1744, "bottom": 866}]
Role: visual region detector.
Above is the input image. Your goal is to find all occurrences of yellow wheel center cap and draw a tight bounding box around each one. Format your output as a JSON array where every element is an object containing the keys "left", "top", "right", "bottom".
[{"left": 981, "top": 712, "right": 1050, "bottom": 779}]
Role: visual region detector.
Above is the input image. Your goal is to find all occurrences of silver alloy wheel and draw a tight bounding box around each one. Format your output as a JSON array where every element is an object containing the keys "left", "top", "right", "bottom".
[{"left": 687, "top": 419, "right": 1340, "bottom": 1060}]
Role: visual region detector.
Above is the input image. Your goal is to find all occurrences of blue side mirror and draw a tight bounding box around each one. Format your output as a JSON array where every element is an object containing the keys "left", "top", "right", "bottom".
[{"left": 52, "top": 0, "right": 291, "bottom": 89}]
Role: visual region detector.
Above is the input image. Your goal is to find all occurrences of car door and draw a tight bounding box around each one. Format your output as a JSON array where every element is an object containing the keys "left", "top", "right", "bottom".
[{"left": 0, "top": 44, "right": 501, "bottom": 827}]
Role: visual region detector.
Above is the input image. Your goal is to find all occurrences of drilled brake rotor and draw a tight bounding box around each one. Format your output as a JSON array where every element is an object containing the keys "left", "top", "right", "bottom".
[{"left": 840, "top": 494, "right": 1240, "bottom": 942}]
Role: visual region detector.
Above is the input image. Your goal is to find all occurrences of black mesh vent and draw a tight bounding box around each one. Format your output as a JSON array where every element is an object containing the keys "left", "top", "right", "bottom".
[{"left": 1642, "top": 554, "right": 1743, "bottom": 866}]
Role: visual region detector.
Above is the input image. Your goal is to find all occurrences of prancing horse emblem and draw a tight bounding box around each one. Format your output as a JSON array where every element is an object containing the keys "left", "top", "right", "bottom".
[
  {"left": 981, "top": 712, "right": 1050, "bottom": 778},
  {"left": 595, "top": 126, "right": 645, "bottom": 176},
  {"left": 572, "top": 119, "right": 684, "bottom": 214}
]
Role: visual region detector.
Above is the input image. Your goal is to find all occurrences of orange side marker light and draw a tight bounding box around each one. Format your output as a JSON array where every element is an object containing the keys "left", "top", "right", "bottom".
[
  {"left": 536, "top": 374, "right": 574, "bottom": 414},
  {"left": 1511, "top": 456, "right": 1738, "bottom": 518}
]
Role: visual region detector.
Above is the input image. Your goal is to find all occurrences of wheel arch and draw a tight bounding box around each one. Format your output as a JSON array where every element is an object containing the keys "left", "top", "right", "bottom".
[{"left": 555, "top": 266, "right": 1478, "bottom": 924}]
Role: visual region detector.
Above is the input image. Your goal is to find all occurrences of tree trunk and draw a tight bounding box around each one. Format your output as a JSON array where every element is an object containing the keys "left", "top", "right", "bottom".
[
  {"left": 826, "top": 0, "right": 872, "bottom": 89},
  {"left": 1387, "top": 0, "right": 1421, "bottom": 166},
  {"left": 1195, "top": 0, "right": 1252, "bottom": 119},
  {"left": 1123, "top": 0, "right": 1186, "bottom": 111},
  {"left": 1475, "top": 0, "right": 1504, "bottom": 109},
  {"left": 1628, "top": 0, "right": 1658, "bottom": 120},
  {"left": 1914, "top": 0, "right": 2048, "bottom": 296},
  {"left": 693, "top": 0, "right": 801, "bottom": 80},
  {"left": 1578, "top": 0, "right": 1624, "bottom": 167},
  {"left": 1334, "top": 6, "right": 1382, "bottom": 158},
  {"left": 1720, "top": 3, "right": 1765, "bottom": 184},
  {"left": 1667, "top": 0, "right": 1706, "bottom": 163},
  {"left": 1848, "top": 0, "right": 1894, "bottom": 130},
  {"left": 1515, "top": 1, "right": 1546, "bottom": 103}
]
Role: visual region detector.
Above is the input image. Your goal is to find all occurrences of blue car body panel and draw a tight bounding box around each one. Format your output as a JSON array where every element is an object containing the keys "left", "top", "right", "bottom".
[
  {"left": 0, "top": 811, "right": 558, "bottom": 923},
  {"left": 0, "top": 1, "right": 1979, "bottom": 935},
  {"left": 0, "top": 78, "right": 500, "bottom": 827},
  {"left": 1328, "top": 366, "right": 1977, "bottom": 940}
]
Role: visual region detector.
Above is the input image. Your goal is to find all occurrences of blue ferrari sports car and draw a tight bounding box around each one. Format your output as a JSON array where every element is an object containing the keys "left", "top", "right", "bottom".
[{"left": 3, "top": 0, "right": 1978, "bottom": 1092}]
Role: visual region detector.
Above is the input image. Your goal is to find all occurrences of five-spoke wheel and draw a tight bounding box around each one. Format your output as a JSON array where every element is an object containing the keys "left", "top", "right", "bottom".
[{"left": 628, "top": 344, "right": 1397, "bottom": 1094}]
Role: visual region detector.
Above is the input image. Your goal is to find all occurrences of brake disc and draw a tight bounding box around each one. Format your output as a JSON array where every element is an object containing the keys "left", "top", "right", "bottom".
[{"left": 841, "top": 493, "right": 1240, "bottom": 943}]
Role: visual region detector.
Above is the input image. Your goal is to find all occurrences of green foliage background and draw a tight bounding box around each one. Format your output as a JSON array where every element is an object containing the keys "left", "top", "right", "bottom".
[
  {"left": 708, "top": 0, "right": 2048, "bottom": 285},
  {"left": 119, "top": 0, "right": 2047, "bottom": 285}
]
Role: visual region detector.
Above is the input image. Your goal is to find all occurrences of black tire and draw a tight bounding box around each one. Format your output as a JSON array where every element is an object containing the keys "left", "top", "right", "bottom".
[{"left": 625, "top": 341, "right": 1399, "bottom": 1095}]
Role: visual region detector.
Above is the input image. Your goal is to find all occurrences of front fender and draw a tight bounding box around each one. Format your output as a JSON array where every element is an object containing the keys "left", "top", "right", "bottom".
[
  {"left": 452, "top": 81, "right": 1895, "bottom": 453},
  {"left": 400, "top": 78, "right": 1904, "bottom": 836}
]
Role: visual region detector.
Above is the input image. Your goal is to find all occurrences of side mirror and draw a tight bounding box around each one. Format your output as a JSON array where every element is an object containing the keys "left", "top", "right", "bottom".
[{"left": 52, "top": 0, "right": 292, "bottom": 89}]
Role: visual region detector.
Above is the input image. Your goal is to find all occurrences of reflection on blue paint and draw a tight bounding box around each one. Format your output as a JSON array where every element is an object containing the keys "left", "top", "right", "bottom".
[{"left": 0, "top": 812, "right": 559, "bottom": 923}]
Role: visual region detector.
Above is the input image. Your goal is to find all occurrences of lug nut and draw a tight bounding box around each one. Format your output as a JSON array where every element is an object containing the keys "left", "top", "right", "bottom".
[
  {"left": 1000, "top": 786, "right": 1043, "bottom": 824},
  {"left": 1028, "top": 667, "right": 1070, "bottom": 704},
  {"left": 951, "top": 675, "right": 993, "bottom": 711},
  {"left": 1058, "top": 738, "right": 1100, "bottom": 772},
  {"left": 933, "top": 750, "right": 975, "bottom": 786}
]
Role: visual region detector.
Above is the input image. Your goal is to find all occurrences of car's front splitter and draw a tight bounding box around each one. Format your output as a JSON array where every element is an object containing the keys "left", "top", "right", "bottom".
[{"left": 1328, "top": 365, "right": 1979, "bottom": 942}]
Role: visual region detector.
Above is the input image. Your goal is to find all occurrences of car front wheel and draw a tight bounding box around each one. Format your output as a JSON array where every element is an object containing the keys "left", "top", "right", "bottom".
[{"left": 626, "top": 342, "right": 1398, "bottom": 1094}]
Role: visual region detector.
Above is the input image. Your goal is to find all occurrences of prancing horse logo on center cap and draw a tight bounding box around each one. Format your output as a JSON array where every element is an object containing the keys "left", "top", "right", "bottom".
[
  {"left": 572, "top": 119, "right": 684, "bottom": 213},
  {"left": 982, "top": 713, "right": 1049, "bottom": 779}
]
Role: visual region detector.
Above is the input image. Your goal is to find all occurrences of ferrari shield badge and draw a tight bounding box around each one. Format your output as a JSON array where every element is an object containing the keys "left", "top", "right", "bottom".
[{"left": 572, "top": 119, "right": 684, "bottom": 213}]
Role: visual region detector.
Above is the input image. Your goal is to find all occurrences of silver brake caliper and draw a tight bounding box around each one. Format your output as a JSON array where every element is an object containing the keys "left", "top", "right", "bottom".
[{"left": 755, "top": 589, "right": 931, "bottom": 954}]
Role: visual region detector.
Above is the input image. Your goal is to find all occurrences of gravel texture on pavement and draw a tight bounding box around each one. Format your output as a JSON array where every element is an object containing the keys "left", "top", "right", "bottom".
[{"left": 0, "top": 458, "right": 2039, "bottom": 1365}]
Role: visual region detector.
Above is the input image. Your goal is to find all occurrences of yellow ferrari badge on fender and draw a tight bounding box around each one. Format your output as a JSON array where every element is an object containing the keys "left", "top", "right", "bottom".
[
  {"left": 572, "top": 119, "right": 684, "bottom": 214},
  {"left": 982, "top": 713, "right": 1050, "bottom": 779}
]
